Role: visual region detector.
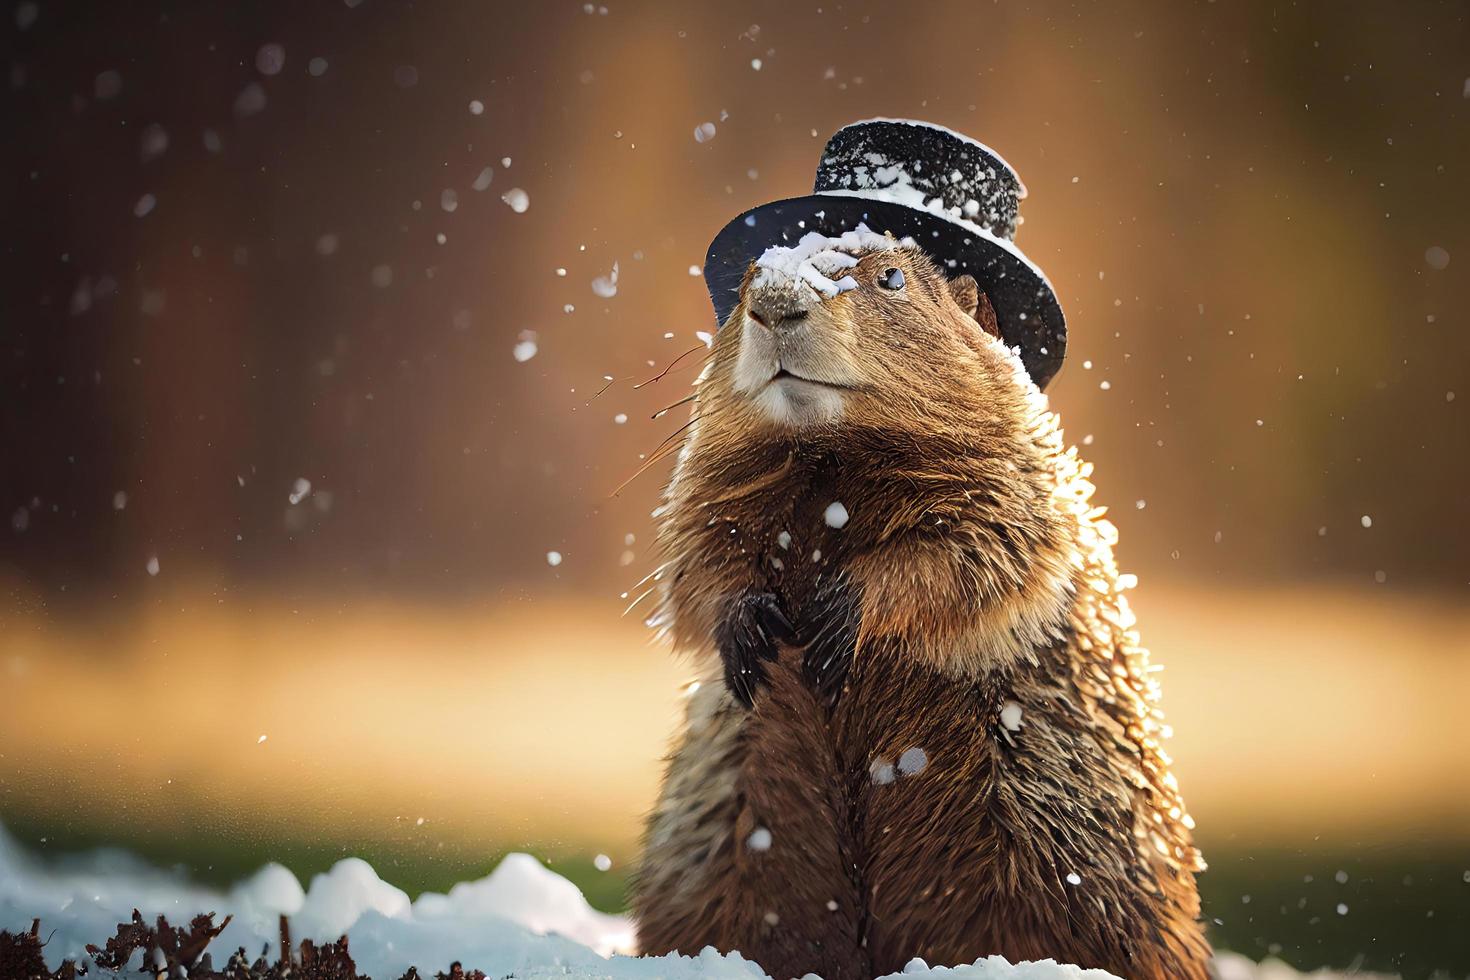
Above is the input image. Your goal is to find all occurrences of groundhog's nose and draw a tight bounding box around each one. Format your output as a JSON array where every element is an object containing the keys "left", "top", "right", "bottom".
[{"left": 746, "top": 285, "right": 812, "bottom": 333}]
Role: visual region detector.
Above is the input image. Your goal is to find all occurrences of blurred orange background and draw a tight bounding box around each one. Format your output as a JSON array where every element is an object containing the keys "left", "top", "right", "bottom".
[{"left": 2, "top": 2, "right": 1467, "bottom": 976}]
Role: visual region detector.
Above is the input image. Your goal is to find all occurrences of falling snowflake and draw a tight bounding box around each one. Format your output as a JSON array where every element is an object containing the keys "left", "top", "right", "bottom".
[
  {"left": 139, "top": 124, "right": 168, "bottom": 162},
  {"left": 234, "top": 81, "right": 267, "bottom": 117},
  {"left": 94, "top": 69, "right": 122, "bottom": 100},
  {"left": 502, "top": 188, "right": 530, "bottom": 213},
  {"left": 513, "top": 332, "right": 539, "bottom": 363},
  {"left": 255, "top": 43, "right": 286, "bottom": 76},
  {"left": 591, "top": 262, "right": 619, "bottom": 298}
]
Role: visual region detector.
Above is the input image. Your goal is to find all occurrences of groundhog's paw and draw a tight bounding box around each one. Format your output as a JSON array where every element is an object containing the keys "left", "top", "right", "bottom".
[{"left": 716, "top": 590, "right": 795, "bottom": 707}]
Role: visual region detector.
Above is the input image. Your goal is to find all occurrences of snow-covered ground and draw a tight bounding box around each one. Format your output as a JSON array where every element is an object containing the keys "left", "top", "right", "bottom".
[{"left": 0, "top": 822, "right": 1382, "bottom": 979}]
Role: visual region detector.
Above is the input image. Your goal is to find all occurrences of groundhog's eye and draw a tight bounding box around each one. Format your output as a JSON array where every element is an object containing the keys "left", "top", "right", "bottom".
[{"left": 879, "top": 267, "right": 905, "bottom": 291}]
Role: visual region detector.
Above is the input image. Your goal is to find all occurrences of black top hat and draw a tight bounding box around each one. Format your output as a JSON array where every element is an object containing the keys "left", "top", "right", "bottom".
[{"left": 704, "top": 118, "right": 1066, "bottom": 390}]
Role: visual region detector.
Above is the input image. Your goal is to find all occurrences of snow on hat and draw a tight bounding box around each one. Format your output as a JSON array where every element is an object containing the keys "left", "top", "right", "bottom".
[{"left": 704, "top": 118, "right": 1067, "bottom": 390}]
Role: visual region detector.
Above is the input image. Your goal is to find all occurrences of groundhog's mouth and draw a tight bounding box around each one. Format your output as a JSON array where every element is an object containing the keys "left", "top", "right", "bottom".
[{"left": 770, "top": 367, "right": 849, "bottom": 390}]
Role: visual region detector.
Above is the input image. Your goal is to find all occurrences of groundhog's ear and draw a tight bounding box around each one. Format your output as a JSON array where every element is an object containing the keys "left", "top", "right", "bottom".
[{"left": 948, "top": 275, "right": 1001, "bottom": 339}]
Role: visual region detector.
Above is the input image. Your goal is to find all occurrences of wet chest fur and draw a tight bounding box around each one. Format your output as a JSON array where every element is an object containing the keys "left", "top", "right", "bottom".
[{"left": 742, "top": 638, "right": 1150, "bottom": 977}]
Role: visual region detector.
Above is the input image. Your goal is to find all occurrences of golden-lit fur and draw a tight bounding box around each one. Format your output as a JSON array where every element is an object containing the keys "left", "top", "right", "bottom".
[{"left": 632, "top": 243, "right": 1211, "bottom": 980}]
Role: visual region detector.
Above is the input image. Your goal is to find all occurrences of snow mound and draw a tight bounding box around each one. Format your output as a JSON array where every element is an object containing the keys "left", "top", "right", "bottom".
[{"left": 0, "top": 821, "right": 626, "bottom": 979}]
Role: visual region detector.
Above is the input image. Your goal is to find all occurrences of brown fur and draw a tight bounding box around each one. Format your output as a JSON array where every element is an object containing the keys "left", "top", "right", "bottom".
[{"left": 632, "top": 243, "right": 1211, "bottom": 980}]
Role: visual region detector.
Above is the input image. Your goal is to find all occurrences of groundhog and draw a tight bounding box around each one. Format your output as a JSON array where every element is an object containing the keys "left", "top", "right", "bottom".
[{"left": 631, "top": 228, "right": 1211, "bottom": 980}]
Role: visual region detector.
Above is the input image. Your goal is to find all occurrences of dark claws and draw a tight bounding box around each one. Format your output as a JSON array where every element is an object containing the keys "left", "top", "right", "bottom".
[
  {"left": 717, "top": 583, "right": 859, "bottom": 709},
  {"left": 718, "top": 591, "right": 794, "bottom": 708},
  {"left": 751, "top": 592, "right": 798, "bottom": 644}
]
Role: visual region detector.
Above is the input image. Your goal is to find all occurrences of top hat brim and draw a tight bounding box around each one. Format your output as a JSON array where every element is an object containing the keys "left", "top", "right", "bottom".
[{"left": 704, "top": 193, "right": 1066, "bottom": 390}]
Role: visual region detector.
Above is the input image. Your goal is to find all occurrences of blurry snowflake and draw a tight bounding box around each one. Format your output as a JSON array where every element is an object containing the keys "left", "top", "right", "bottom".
[
  {"left": 502, "top": 188, "right": 530, "bottom": 213},
  {"left": 94, "top": 69, "right": 122, "bottom": 100},
  {"left": 513, "top": 331, "right": 539, "bottom": 363},
  {"left": 139, "top": 124, "right": 168, "bottom": 162},
  {"left": 591, "top": 262, "right": 619, "bottom": 298},
  {"left": 255, "top": 43, "right": 286, "bottom": 76},
  {"left": 234, "top": 82, "right": 267, "bottom": 117}
]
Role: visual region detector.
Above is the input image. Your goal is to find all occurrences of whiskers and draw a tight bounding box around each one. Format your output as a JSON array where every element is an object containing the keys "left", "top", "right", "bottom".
[
  {"left": 652, "top": 393, "right": 697, "bottom": 420},
  {"left": 606, "top": 341, "right": 719, "bottom": 496},
  {"left": 633, "top": 344, "right": 709, "bottom": 390},
  {"left": 612, "top": 412, "right": 707, "bottom": 497}
]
